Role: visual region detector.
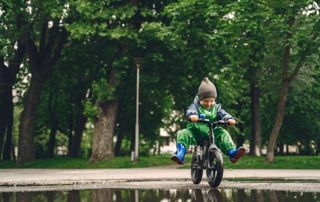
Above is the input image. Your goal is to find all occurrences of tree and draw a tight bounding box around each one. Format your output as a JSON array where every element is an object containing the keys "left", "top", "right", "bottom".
[
  {"left": 279, "top": 62, "right": 320, "bottom": 154},
  {"left": 0, "top": 1, "right": 25, "bottom": 160},
  {"left": 222, "top": 0, "right": 269, "bottom": 156},
  {"left": 33, "top": 38, "right": 104, "bottom": 158},
  {"left": 266, "top": 1, "right": 320, "bottom": 162},
  {"left": 68, "top": 0, "right": 182, "bottom": 161},
  {"left": 16, "top": 0, "right": 68, "bottom": 164}
]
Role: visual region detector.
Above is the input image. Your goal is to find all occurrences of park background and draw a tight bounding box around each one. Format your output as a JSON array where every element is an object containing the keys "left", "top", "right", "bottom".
[{"left": 0, "top": 0, "right": 320, "bottom": 167}]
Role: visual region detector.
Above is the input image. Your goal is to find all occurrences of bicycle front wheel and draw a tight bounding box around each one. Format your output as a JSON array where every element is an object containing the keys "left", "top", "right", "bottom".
[
  {"left": 191, "top": 152, "right": 203, "bottom": 184},
  {"left": 206, "top": 149, "right": 224, "bottom": 188}
]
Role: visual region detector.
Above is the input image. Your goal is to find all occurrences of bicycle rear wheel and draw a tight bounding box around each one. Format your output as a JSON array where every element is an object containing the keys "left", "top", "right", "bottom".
[
  {"left": 191, "top": 152, "right": 203, "bottom": 184},
  {"left": 206, "top": 149, "right": 223, "bottom": 188}
]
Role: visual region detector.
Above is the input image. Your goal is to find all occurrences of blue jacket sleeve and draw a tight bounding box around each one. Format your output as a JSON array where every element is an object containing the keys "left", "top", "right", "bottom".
[
  {"left": 185, "top": 96, "right": 199, "bottom": 119},
  {"left": 217, "top": 104, "right": 234, "bottom": 121}
]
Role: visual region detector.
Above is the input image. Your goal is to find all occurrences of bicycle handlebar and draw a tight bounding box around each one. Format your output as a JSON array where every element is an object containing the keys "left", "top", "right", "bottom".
[{"left": 196, "top": 119, "right": 227, "bottom": 126}]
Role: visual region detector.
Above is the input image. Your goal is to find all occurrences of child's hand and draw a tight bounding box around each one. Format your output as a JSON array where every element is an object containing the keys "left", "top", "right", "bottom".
[
  {"left": 227, "top": 119, "right": 237, "bottom": 126},
  {"left": 189, "top": 115, "right": 199, "bottom": 122}
]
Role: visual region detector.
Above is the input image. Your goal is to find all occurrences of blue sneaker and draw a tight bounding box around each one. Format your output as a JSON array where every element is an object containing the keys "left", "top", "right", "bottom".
[
  {"left": 228, "top": 147, "right": 246, "bottom": 163},
  {"left": 170, "top": 143, "right": 186, "bottom": 165}
]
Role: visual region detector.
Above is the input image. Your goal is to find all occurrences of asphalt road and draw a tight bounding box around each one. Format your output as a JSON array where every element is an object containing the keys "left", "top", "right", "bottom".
[{"left": 0, "top": 168, "right": 320, "bottom": 192}]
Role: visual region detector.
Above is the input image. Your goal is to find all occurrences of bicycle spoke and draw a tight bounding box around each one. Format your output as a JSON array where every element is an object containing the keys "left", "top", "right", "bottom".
[{"left": 208, "top": 165, "right": 216, "bottom": 170}]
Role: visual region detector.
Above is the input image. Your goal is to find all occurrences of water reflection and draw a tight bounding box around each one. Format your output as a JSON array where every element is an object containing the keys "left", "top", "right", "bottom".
[{"left": 1, "top": 188, "right": 320, "bottom": 202}]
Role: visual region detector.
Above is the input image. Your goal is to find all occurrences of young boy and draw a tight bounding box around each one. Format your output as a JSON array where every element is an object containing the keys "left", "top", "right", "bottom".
[{"left": 171, "top": 77, "right": 245, "bottom": 165}]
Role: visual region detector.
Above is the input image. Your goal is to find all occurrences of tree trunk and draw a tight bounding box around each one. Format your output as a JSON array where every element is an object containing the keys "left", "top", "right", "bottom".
[
  {"left": 316, "top": 140, "right": 320, "bottom": 155},
  {"left": 47, "top": 122, "right": 57, "bottom": 158},
  {"left": 67, "top": 191, "right": 80, "bottom": 202},
  {"left": 0, "top": 85, "right": 9, "bottom": 157},
  {"left": 269, "top": 191, "right": 279, "bottom": 202},
  {"left": 90, "top": 101, "right": 119, "bottom": 162},
  {"left": 17, "top": 74, "right": 46, "bottom": 164},
  {"left": 2, "top": 89, "right": 14, "bottom": 160},
  {"left": 114, "top": 128, "right": 124, "bottom": 156},
  {"left": 114, "top": 115, "right": 129, "bottom": 156},
  {"left": 90, "top": 59, "right": 120, "bottom": 161},
  {"left": 67, "top": 112, "right": 74, "bottom": 156},
  {"left": 2, "top": 193, "right": 11, "bottom": 202},
  {"left": 252, "top": 190, "right": 263, "bottom": 202},
  {"left": 249, "top": 78, "right": 262, "bottom": 156},
  {"left": 0, "top": 50, "right": 24, "bottom": 160},
  {"left": 45, "top": 192, "right": 54, "bottom": 202},
  {"left": 16, "top": 192, "right": 33, "bottom": 202},
  {"left": 69, "top": 112, "right": 87, "bottom": 157},
  {"left": 266, "top": 17, "right": 307, "bottom": 162},
  {"left": 266, "top": 82, "right": 289, "bottom": 162},
  {"left": 47, "top": 85, "right": 58, "bottom": 158},
  {"left": 0, "top": 84, "right": 14, "bottom": 160},
  {"left": 17, "top": 22, "right": 67, "bottom": 164},
  {"left": 279, "top": 142, "right": 284, "bottom": 155},
  {"left": 237, "top": 189, "right": 246, "bottom": 201},
  {"left": 114, "top": 72, "right": 132, "bottom": 156},
  {"left": 92, "top": 189, "right": 112, "bottom": 202},
  {"left": 130, "top": 128, "right": 135, "bottom": 153}
]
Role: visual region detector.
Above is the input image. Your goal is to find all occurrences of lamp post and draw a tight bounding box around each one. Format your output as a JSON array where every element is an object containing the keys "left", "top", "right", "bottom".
[{"left": 132, "top": 57, "right": 143, "bottom": 162}]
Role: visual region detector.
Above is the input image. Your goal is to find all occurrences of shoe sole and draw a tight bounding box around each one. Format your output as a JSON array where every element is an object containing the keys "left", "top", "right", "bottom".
[
  {"left": 170, "top": 156, "right": 184, "bottom": 165},
  {"left": 230, "top": 147, "right": 246, "bottom": 163}
]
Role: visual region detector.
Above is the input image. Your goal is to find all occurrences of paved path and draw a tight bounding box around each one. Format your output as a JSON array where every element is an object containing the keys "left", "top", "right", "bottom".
[
  {"left": 0, "top": 168, "right": 320, "bottom": 192},
  {"left": 1, "top": 168, "right": 320, "bottom": 185}
]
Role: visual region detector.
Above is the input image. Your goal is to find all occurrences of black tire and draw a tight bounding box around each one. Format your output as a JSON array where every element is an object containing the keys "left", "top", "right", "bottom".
[
  {"left": 191, "top": 153, "right": 203, "bottom": 184},
  {"left": 206, "top": 149, "right": 224, "bottom": 188}
]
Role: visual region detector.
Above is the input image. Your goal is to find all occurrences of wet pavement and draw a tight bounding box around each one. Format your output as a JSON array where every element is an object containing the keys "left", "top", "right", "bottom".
[
  {"left": 0, "top": 168, "right": 320, "bottom": 192},
  {"left": 1, "top": 188, "right": 320, "bottom": 202}
]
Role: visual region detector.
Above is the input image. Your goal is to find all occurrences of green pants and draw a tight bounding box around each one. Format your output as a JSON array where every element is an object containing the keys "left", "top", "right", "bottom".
[{"left": 176, "top": 122, "right": 235, "bottom": 155}]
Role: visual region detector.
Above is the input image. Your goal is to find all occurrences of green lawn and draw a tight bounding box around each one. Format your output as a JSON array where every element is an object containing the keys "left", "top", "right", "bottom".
[
  {"left": 181, "top": 154, "right": 320, "bottom": 169},
  {"left": 0, "top": 154, "right": 319, "bottom": 169}
]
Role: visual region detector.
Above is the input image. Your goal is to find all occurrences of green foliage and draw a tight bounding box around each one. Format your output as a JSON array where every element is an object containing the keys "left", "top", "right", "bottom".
[
  {"left": 83, "top": 100, "right": 98, "bottom": 120},
  {"left": 2, "top": 0, "right": 320, "bottom": 160},
  {"left": 92, "top": 79, "right": 116, "bottom": 102},
  {"left": 67, "top": 0, "right": 137, "bottom": 39}
]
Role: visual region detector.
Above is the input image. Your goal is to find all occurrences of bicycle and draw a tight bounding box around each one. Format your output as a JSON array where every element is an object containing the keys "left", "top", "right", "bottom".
[{"left": 190, "top": 118, "right": 227, "bottom": 188}]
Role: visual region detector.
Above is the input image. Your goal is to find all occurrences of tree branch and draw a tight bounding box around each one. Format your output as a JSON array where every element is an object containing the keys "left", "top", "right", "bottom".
[
  {"left": 46, "top": 20, "right": 60, "bottom": 57},
  {"left": 0, "top": 57, "right": 4, "bottom": 69},
  {"left": 288, "top": 31, "right": 318, "bottom": 83},
  {"left": 39, "top": 22, "right": 48, "bottom": 56},
  {"left": 252, "top": 0, "right": 273, "bottom": 9},
  {"left": 281, "top": 44, "right": 291, "bottom": 78},
  {"left": 107, "top": 43, "right": 124, "bottom": 85},
  {"left": 9, "top": 40, "right": 25, "bottom": 76},
  {"left": 281, "top": 16, "right": 295, "bottom": 82},
  {"left": 287, "top": 54, "right": 306, "bottom": 83},
  {"left": 25, "top": 37, "right": 40, "bottom": 71},
  {"left": 49, "top": 29, "right": 67, "bottom": 67}
]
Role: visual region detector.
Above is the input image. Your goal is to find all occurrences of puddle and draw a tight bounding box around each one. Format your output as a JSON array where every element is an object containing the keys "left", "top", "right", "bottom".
[{"left": 1, "top": 188, "right": 320, "bottom": 202}]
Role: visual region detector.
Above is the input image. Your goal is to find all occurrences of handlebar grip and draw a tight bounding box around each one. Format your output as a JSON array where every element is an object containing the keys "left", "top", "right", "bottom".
[{"left": 197, "top": 118, "right": 210, "bottom": 124}]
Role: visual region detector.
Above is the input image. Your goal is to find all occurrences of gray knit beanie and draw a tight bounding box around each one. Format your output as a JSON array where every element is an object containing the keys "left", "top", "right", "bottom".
[{"left": 197, "top": 77, "right": 217, "bottom": 101}]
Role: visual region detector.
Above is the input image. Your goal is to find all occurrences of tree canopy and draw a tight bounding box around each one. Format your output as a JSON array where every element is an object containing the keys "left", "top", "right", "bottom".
[{"left": 0, "top": 0, "right": 319, "bottom": 163}]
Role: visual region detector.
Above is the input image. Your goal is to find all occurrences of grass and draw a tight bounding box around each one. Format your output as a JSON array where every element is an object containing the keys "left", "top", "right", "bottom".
[
  {"left": 0, "top": 154, "right": 319, "bottom": 169},
  {"left": 181, "top": 154, "right": 320, "bottom": 169},
  {"left": 0, "top": 155, "right": 173, "bottom": 169}
]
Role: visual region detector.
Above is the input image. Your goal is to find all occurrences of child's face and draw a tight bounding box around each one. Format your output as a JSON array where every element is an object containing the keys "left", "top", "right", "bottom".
[{"left": 200, "top": 97, "right": 216, "bottom": 109}]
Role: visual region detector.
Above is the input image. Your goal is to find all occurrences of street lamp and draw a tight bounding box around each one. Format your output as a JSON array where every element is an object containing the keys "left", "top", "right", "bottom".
[{"left": 132, "top": 57, "right": 143, "bottom": 162}]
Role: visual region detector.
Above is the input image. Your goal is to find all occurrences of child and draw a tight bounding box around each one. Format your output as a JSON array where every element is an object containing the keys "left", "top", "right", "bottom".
[{"left": 171, "top": 77, "right": 245, "bottom": 165}]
